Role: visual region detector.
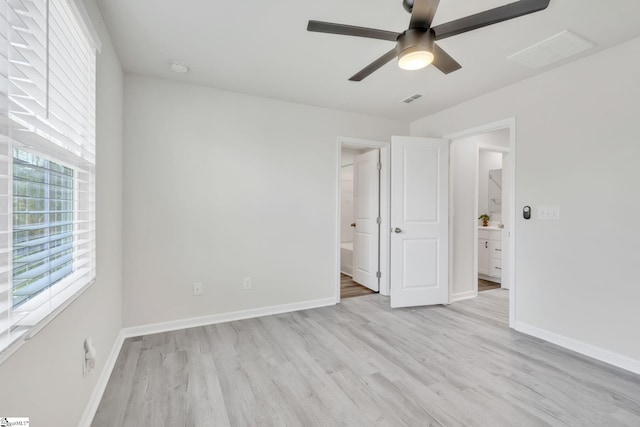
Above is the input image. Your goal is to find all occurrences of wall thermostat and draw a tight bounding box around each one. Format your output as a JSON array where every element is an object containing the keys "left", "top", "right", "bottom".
[{"left": 523, "top": 206, "right": 531, "bottom": 220}]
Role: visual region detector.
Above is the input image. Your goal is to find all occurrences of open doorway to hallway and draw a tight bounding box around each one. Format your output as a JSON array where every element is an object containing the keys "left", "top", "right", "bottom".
[
  {"left": 336, "top": 137, "right": 390, "bottom": 303},
  {"left": 339, "top": 145, "right": 379, "bottom": 300}
]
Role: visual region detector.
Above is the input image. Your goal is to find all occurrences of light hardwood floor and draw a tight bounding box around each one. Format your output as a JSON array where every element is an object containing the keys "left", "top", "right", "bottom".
[
  {"left": 93, "top": 290, "right": 640, "bottom": 426},
  {"left": 478, "top": 279, "right": 500, "bottom": 292},
  {"left": 341, "top": 273, "right": 376, "bottom": 299}
]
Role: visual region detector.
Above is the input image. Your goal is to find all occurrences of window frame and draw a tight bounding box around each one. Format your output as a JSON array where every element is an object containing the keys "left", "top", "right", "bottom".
[{"left": 0, "top": 0, "right": 101, "bottom": 362}]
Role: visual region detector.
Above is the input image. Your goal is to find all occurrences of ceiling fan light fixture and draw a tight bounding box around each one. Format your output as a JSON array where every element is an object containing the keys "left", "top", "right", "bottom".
[
  {"left": 397, "top": 29, "right": 435, "bottom": 71},
  {"left": 307, "top": 0, "right": 551, "bottom": 81},
  {"left": 398, "top": 47, "right": 434, "bottom": 70}
]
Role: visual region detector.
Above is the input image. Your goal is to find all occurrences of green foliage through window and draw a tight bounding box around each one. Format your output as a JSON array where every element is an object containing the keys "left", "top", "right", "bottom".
[{"left": 12, "top": 148, "right": 74, "bottom": 307}]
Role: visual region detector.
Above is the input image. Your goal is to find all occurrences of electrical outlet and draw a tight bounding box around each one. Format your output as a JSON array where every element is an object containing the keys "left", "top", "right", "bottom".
[
  {"left": 193, "top": 282, "right": 203, "bottom": 296},
  {"left": 243, "top": 277, "right": 252, "bottom": 290},
  {"left": 84, "top": 337, "right": 96, "bottom": 377}
]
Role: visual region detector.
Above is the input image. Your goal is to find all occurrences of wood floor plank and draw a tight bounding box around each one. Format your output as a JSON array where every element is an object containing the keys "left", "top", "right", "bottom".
[
  {"left": 93, "top": 290, "right": 640, "bottom": 426},
  {"left": 185, "top": 353, "right": 231, "bottom": 427},
  {"left": 478, "top": 279, "right": 500, "bottom": 292},
  {"left": 341, "top": 273, "right": 376, "bottom": 299},
  {"left": 90, "top": 339, "right": 142, "bottom": 426}
]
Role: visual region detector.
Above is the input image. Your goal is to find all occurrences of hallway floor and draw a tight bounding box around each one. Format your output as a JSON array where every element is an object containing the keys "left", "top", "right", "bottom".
[{"left": 340, "top": 273, "right": 376, "bottom": 299}]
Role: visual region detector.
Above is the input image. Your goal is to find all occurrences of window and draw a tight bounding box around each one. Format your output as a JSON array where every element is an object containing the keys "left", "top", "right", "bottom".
[
  {"left": 0, "top": 0, "right": 100, "bottom": 355},
  {"left": 13, "top": 148, "right": 74, "bottom": 307}
]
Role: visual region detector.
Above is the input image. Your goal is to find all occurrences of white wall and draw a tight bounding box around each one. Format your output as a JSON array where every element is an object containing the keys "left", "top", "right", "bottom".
[
  {"left": 0, "top": 1, "right": 124, "bottom": 424},
  {"left": 122, "top": 75, "right": 408, "bottom": 327},
  {"left": 412, "top": 36, "right": 640, "bottom": 365}
]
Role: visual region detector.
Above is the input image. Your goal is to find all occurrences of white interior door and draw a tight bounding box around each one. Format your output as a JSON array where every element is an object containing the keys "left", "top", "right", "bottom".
[
  {"left": 353, "top": 149, "right": 380, "bottom": 291},
  {"left": 390, "top": 137, "right": 449, "bottom": 307}
]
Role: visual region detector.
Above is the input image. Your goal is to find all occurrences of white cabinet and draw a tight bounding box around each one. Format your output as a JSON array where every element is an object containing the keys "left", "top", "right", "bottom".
[
  {"left": 489, "top": 232, "right": 502, "bottom": 280},
  {"left": 478, "top": 228, "right": 502, "bottom": 282},
  {"left": 478, "top": 230, "right": 490, "bottom": 276}
]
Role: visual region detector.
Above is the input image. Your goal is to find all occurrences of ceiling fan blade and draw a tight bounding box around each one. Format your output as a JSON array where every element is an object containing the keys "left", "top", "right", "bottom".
[
  {"left": 432, "top": 0, "right": 550, "bottom": 40},
  {"left": 409, "top": 0, "right": 441, "bottom": 29},
  {"left": 432, "top": 44, "right": 461, "bottom": 74},
  {"left": 307, "top": 20, "right": 400, "bottom": 42},
  {"left": 349, "top": 48, "right": 398, "bottom": 82}
]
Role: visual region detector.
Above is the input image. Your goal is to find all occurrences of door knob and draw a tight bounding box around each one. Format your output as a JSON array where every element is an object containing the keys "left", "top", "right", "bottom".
[
  {"left": 394, "top": 228, "right": 402, "bottom": 233},
  {"left": 350, "top": 223, "right": 356, "bottom": 227}
]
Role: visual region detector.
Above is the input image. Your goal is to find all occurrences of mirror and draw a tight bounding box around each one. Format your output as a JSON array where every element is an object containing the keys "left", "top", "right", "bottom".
[{"left": 488, "top": 169, "right": 502, "bottom": 214}]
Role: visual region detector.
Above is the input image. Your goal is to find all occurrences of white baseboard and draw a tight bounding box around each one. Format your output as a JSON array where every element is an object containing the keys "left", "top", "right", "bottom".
[
  {"left": 79, "top": 297, "right": 336, "bottom": 425},
  {"left": 515, "top": 322, "right": 640, "bottom": 376},
  {"left": 122, "top": 297, "right": 337, "bottom": 339},
  {"left": 450, "top": 290, "right": 477, "bottom": 303},
  {"left": 78, "top": 329, "right": 126, "bottom": 427}
]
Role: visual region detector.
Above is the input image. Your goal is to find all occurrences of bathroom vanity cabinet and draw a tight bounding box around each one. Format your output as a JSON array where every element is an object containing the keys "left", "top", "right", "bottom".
[{"left": 478, "top": 228, "right": 502, "bottom": 281}]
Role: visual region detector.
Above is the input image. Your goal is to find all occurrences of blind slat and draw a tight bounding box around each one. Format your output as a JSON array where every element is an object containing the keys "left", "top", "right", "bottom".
[{"left": 0, "top": 0, "right": 96, "bottom": 353}]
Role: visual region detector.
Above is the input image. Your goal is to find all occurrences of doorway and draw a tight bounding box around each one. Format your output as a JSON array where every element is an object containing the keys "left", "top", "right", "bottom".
[
  {"left": 445, "top": 118, "right": 516, "bottom": 327},
  {"left": 477, "top": 145, "right": 508, "bottom": 292},
  {"left": 335, "top": 124, "right": 515, "bottom": 325},
  {"left": 336, "top": 137, "right": 390, "bottom": 303}
]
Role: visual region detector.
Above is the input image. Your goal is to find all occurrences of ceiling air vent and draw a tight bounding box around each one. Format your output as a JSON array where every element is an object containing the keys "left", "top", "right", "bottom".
[
  {"left": 402, "top": 93, "right": 423, "bottom": 104},
  {"left": 507, "top": 30, "right": 595, "bottom": 69}
]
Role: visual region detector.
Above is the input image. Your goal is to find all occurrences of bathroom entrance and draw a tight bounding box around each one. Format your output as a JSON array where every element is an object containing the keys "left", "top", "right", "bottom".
[
  {"left": 477, "top": 147, "right": 506, "bottom": 291},
  {"left": 445, "top": 118, "right": 516, "bottom": 327}
]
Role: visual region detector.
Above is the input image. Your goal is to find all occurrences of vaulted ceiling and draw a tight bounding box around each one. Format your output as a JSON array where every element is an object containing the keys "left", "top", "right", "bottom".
[{"left": 96, "top": 0, "right": 640, "bottom": 121}]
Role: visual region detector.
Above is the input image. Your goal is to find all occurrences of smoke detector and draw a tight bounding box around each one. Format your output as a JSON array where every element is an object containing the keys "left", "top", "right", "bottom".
[{"left": 170, "top": 60, "right": 190, "bottom": 73}]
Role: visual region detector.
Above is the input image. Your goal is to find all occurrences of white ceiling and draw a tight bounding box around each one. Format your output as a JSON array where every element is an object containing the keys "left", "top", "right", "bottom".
[{"left": 96, "top": 0, "right": 640, "bottom": 122}]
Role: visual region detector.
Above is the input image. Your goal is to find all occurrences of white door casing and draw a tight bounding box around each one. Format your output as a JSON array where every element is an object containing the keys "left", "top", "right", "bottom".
[
  {"left": 390, "top": 137, "right": 449, "bottom": 308},
  {"left": 353, "top": 149, "right": 380, "bottom": 291}
]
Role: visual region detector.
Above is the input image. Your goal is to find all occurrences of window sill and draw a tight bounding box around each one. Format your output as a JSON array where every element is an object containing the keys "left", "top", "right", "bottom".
[{"left": 0, "top": 277, "right": 96, "bottom": 365}]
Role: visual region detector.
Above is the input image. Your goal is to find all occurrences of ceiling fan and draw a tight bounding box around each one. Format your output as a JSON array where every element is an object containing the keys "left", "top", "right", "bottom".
[{"left": 307, "top": 0, "right": 550, "bottom": 81}]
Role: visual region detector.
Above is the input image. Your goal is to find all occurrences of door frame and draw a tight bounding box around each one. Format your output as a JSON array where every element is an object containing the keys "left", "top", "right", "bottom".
[
  {"left": 444, "top": 118, "right": 517, "bottom": 327},
  {"left": 336, "top": 137, "right": 390, "bottom": 303}
]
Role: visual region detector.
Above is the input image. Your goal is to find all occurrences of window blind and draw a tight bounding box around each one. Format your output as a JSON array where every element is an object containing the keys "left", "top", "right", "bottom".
[{"left": 0, "top": 0, "right": 97, "bottom": 355}]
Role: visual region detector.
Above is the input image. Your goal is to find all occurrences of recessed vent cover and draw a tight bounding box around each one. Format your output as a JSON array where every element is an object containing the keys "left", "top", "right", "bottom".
[
  {"left": 402, "top": 93, "right": 423, "bottom": 104},
  {"left": 507, "top": 30, "right": 595, "bottom": 69}
]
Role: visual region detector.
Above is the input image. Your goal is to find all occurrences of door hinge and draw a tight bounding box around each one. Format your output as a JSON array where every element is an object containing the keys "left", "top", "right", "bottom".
[
  {"left": 376, "top": 217, "right": 381, "bottom": 225},
  {"left": 376, "top": 271, "right": 381, "bottom": 279},
  {"left": 377, "top": 162, "right": 382, "bottom": 171}
]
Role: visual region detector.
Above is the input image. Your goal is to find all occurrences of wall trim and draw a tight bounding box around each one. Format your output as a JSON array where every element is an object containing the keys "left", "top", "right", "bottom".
[
  {"left": 79, "top": 300, "right": 640, "bottom": 425},
  {"left": 79, "top": 297, "right": 336, "bottom": 425},
  {"left": 516, "top": 321, "right": 640, "bottom": 376},
  {"left": 78, "top": 329, "right": 126, "bottom": 427},
  {"left": 123, "top": 297, "right": 336, "bottom": 339}
]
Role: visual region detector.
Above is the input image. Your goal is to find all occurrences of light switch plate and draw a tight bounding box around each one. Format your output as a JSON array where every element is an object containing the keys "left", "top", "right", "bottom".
[{"left": 537, "top": 206, "right": 560, "bottom": 221}]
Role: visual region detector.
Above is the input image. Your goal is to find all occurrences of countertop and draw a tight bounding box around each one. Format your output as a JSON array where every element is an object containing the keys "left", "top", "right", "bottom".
[{"left": 478, "top": 226, "right": 504, "bottom": 231}]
